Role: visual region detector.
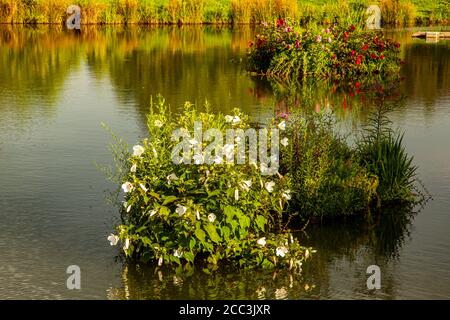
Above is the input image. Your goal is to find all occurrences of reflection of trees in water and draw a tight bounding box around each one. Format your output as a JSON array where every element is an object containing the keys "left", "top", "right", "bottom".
[
  {"left": 105, "top": 205, "right": 417, "bottom": 300},
  {"left": 297, "top": 203, "right": 419, "bottom": 299},
  {"left": 107, "top": 263, "right": 317, "bottom": 300},
  {"left": 401, "top": 41, "right": 450, "bottom": 109}
]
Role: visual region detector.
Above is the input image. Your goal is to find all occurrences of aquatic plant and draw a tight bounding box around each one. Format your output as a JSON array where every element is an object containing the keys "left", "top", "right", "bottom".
[
  {"left": 280, "top": 109, "right": 379, "bottom": 218},
  {"left": 246, "top": 21, "right": 402, "bottom": 81},
  {"left": 106, "top": 96, "right": 313, "bottom": 269},
  {"left": 357, "top": 98, "right": 418, "bottom": 203}
]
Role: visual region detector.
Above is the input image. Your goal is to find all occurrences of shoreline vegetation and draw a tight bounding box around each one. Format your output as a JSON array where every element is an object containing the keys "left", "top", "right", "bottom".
[{"left": 0, "top": 0, "right": 449, "bottom": 26}]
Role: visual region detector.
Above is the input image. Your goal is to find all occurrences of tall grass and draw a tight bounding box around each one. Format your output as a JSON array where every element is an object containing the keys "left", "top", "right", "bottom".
[
  {"left": 0, "top": 0, "right": 448, "bottom": 25},
  {"left": 358, "top": 97, "right": 418, "bottom": 203},
  {"left": 230, "top": 0, "right": 297, "bottom": 24},
  {"left": 380, "top": 0, "right": 416, "bottom": 26}
]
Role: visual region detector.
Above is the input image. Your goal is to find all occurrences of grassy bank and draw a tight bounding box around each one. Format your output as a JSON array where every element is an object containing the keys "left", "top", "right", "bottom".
[{"left": 0, "top": 0, "right": 448, "bottom": 25}]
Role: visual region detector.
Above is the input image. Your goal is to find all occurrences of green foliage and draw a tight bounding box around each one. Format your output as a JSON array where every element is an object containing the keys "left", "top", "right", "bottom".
[
  {"left": 247, "top": 21, "right": 402, "bottom": 81},
  {"left": 107, "top": 96, "right": 313, "bottom": 269},
  {"left": 280, "top": 110, "right": 378, "bottom": 218},
  {"left": 358, "top": 102, "right": 418, "bottom": 203}
]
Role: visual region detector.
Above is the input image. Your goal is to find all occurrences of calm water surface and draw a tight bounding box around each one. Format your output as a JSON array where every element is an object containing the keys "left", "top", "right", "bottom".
[{"left": 0, "top": 25, "right": 449, "bottom": 299}]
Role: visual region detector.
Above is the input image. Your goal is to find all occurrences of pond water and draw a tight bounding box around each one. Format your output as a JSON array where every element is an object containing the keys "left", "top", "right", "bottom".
[{"left": 0, "top": 25, "right": 449, "bottom": 299}]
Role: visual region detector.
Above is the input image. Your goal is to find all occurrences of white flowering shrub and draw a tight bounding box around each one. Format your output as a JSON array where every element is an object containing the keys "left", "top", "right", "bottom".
[{"left": 107, "top": 97, "right": 313, "bottom": 269}]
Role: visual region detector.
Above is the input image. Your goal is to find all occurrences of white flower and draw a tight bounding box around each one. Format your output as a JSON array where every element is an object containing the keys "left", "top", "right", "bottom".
[
  {"left": 240, "top": 180, "right": 252, "bottom": 191},
  {"left": 257, "top": 237, "right": 266, "bottom": 247},
  {"left": 196, "top": 210, "right": 201, "bottom": 220},
  {"left": 265, "top": 181, "right": 275, "bottom": 193},
  {"left": 276, "top": 246, "right": 288, "bottom": 257},
  {"left": 133, "top": 145, "right": 145, "bottom": 157},
  {"left": 234, "top": 188, "right": 239, "bottom": 201},
  {"left": 167, "top": 173, "right": 178, "bottom": 184},
  {"left": 278, "top": 121, "right": 286, "bottom": 131},
  {"left": 139, "top": 183, "right": 148, "bottom": 192},
  {"left": 152, "top": 147, "right": 158, "bottom": 158},
  {"left": 232, "top": 116, "right": 241, "bottom": 124},
  {"left": 154, "top": 120, "right": 163, "bottom": 128},
  {"left": 149, "top": 209, "right": 157, "bottom": 217},
  {"left": 281, "top": 137, "right": 289, "bottom": 147},
  {"left": 174, "top": 249, "right": 183, "bottom": 258},
  {"left": 328, "top": 37, "right": 332, "bottom": 43},
  {"left": 121, "top": 182, "right": 134, "bottom": 193},
  {"left": 126, "top": 205, "right": 131, "bottom": 213},
  {"left": 107, "top": 234, "right": 119, "bottom": 246},
  {"left": 123, "top": 201, "right": 128, "bottom": 208},
  {"left": 130, "top": 163, "right": 137, "bottom": 173},
  {"left": 123, "top": 238, "right": 130, "bottom": 250},
  {"left": 282, "top": 190, "right": 291, "bottom": 200},
  {"left": 176, "top": 204, "right": 187, "bottom": 216},
  {"left": 193, "top": 153, "right": 204, "bottom": 165},
  {"left": 225, "top": 115, "right": 234, "bottom": 123},
  {"left": 208, "top": 213, "right": 216, "bottom": 223},
  {"left": 235, "top": 136, "right": 242, "bottom": 143},
  {"left": 158, "top": 256, "right": 163, "bottom": 266}
]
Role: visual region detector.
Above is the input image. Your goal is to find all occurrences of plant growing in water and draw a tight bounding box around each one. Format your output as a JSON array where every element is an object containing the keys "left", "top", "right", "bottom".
[
  {"left": 246, "top": 20, "right": 402, "bottom": 81},
  {"left": 106, "top": 96, "right": 313, "bottom": 269},
  {"left": 357, "top": 93, "right": 419, "bottom": 203}
]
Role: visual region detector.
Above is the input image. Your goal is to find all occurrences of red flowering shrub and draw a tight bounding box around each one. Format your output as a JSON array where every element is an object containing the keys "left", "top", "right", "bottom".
[{"left": 247, "top": 21, "right": 402, "bottom": 81}]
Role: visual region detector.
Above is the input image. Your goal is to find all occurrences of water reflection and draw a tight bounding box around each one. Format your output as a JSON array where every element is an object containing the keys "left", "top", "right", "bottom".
[{"left": 106, "top": 204, "right": 417, "bottom": 299}]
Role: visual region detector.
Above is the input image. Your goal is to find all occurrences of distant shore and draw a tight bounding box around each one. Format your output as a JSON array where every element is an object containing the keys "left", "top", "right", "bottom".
[{"left": 0, "top": 0, "right": 449, "bottom": 26}]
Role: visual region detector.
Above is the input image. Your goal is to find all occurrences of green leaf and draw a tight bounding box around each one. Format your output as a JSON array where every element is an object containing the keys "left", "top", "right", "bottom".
[
  {"left": 184, "top": 251, "right": 195, "bottom": 263},
  {"left": 159, "top": 206, "right": 170, "bottom": 217},
  {"left": 207, "top": 190, "right": 221, "bottom": 197},
  {"left": 221, "top": 226, "right": 230, "bottom": 240},
  {"left": 135, "top": 225, "right": 147, "bottom": 233},
  {"left": 189, "top": 237, "right": 196, "bottom": 250},
  {"left": 149, "top": 192, "right": 160, "bottom": 200},
  {"left": 194, "top": 228, "right": 206, "bottom": 242},
  {"left": 162, "top": 195, "right": 177, "bottom": 205},
  {"left": 204, "top": 223, "right": 221, "bottom": 244},
  {"left": 255, "top": 215, "right": 267, "bottom": 231},
  {"left": 223, "top": 206, "right": 236, "bottom": 221}
]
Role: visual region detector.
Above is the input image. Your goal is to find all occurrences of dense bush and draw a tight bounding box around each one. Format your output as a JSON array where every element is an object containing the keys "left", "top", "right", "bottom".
[
  {"left": 247, "top": 20, "right": 402, "bottom": 81},
  {"left": 107, "top": 97, "right": 313, "bottom": 269}
]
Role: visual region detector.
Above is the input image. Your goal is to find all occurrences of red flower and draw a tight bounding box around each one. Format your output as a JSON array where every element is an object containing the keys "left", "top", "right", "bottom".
[
  {"left": 380, "top": 54, "right": 385, "bottom": 60},
  {"left": 295, "top": 39, "right": 301, "bottom": 48},
  {"left": 355, "top": 54, "right": 363, "bottom": 65},
  {"left": 344, "top": 31, "right": 349, "bottom": 42},
  {"left": 349, "top": 25, "right": 356, "bottom": 32},
  {"left": 355, "top": 82, "right": 361, "bottom": 89},
  {"left": 371, "top": 53, "right": 377, "bottom": 59},
  {"left": 362, "top": 44, "right": 369, "bottom": 51},
  {"left": 276, "top": 18, "right": 285, "bottom": 27},
  {"left": 351, "top": 50, "right": 356, "bottom": 56},
  {"left": 395, "top": 42, "right": 401, "bottom": 48}
]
